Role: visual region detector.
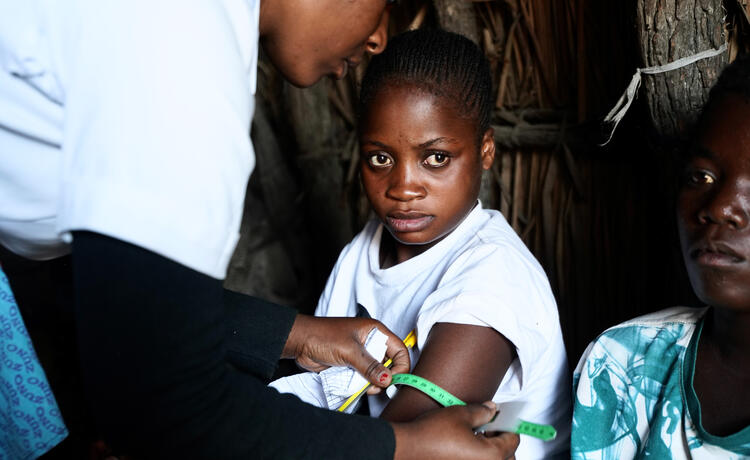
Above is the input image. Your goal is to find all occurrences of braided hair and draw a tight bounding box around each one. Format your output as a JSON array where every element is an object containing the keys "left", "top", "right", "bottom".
[{"left": 358, "top": 28, "right": 492, "bottom": 145}]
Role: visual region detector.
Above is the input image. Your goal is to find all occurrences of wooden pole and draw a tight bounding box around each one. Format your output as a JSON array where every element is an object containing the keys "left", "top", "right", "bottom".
[
  {"left": 636, "top": 0, "right": 727, "bottom": 136},
  {"left": 432, "top": 0, "right": 480, "bottom": 43}
]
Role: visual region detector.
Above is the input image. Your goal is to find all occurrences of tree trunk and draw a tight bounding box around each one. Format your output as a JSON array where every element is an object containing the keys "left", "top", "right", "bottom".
[
  {"left": 225, "top": 95, "right": 316, "bottom": 309},
  {"left": 284, "top": 81, "right": 355, "bottom": 291},
  {"left": 433, "top": 0, "right": 480, "bottom": 43},
  {"left": 636, "top": 0, "right": 727, "bottom": 136}
]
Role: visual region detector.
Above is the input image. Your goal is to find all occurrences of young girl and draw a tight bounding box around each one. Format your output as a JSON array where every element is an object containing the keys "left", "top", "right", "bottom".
[
  {"left": 572, "top": 55, "right": 750, "bottom": 458},
  {"left": 314, "top": 29, "right": 570, "bottom": 458}
]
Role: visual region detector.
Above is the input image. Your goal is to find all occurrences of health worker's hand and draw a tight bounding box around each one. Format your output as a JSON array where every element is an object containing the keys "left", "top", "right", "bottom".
[
  {"left": 391, "top": 402, "right": 520, "bottom": 460},
  {"left": 282, "top": 315, "right": 410, "bottom": 392}
]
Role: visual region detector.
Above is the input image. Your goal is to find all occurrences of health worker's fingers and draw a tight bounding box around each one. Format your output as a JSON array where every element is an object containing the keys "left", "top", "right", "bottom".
[
  {"left": 391, "top": 403, "right": 520, "bottom": 460},
  {"left": 469, "top": 401, "right": 498, "bottom": 426},
  {"left": 381, "top": 326, "right": 411, "bottom": 376},
  {"left": 481, "top": 432, "right": 520, "bottom": 460},
  {"left": 468, "top": 402, "right": 519, "bottom": 460},
  {"left": 282, "top": 316, "right": 410, "bottom": 389},
  {"left": 343, "top": 319, "right": 409, "bottom": 389},
  {"left": 344, "top": 334, "right": 394, "bottom": 389}
]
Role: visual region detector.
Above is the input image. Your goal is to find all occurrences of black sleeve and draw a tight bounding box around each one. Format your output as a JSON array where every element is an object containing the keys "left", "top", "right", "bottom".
[
  {"left": 72, "top": 231, "right": 395, "bottom": 459},
  {"left": 223, "top": 289, "right": 296, "bottom": 380}
]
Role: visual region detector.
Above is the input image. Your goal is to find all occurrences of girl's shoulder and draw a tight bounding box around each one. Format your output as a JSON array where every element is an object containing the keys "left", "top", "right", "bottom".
[
  {"left": 448, "top": 208, "right": 550, "bottom": 286},
  {"left": 575, "top": 306, "right": 708, "bottom": 377}
]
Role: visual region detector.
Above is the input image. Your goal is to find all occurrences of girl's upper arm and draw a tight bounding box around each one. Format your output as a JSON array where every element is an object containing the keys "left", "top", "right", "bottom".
[{"left": 379, "top": 322, "right": 516, "bottom": 422}]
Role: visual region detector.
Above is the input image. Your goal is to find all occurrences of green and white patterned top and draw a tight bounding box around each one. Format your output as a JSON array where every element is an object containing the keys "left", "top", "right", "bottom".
[{"left": 572, "top": 306, "right": 750, "bottom": 459}]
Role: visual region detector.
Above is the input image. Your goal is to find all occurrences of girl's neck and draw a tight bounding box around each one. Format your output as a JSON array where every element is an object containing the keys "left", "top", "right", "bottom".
[
  {"left": 378, "top": 203, "right": 480, "bottom": 269},
  {"left": 693, "top": 306, "right": 750, "bottom": 436},
  {"left": 378, "top": 231, "right": 435, "bottom": 269},
  {"left": 703, "top": 307, "right": 750, "bottom": 369}
]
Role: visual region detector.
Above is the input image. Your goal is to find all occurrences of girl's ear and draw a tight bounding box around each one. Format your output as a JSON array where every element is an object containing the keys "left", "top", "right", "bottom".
[{"left": 480, "top": 128, "right": 496, "bottom": 170}]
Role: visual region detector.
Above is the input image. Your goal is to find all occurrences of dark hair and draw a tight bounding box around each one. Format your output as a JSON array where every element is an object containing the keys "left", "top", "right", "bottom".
[
  {"left": 697, "top": 53, "right": 750, "bottom": 127},
  {"left": 677, "top": 53, "right": 750, "bottom": 173},
  {"left": 358, "top": 28, "right": 492, "bottom": 143}
]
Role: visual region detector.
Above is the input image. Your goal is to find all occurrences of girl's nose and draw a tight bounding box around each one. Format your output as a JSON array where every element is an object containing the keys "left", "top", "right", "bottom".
[
  {"left": 386, "top": 164, "right": 426, "bottom": 202},
  {"left": 698, "top": 182, "right": 750, "bottom": 230}
]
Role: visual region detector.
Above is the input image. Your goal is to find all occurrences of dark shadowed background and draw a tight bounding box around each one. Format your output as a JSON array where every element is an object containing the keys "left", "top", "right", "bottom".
[{"left": 225, "top": 0, "right": 750, "bottom": 365}]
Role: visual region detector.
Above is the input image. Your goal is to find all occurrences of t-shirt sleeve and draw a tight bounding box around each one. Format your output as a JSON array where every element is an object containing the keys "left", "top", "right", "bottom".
[
  {"left": 415, "top": 243, "right": 559, "bottom": 389},
  {"left": 314, "top": 226, "right": 368, "bottom": 318},
  {"left": 314, "top": 254, "right": 343, "bottom": 317},
  {"left": 57, "top": 0, "right": 258, "bottom": 279}
]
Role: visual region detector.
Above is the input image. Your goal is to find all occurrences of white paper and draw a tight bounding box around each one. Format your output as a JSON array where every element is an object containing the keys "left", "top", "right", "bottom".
[
  {"left": 474, "top": 400, "right": 527, "bottom": 433},
  {"left": 269, "top": 328, "right": 389, "bottom": 413}
]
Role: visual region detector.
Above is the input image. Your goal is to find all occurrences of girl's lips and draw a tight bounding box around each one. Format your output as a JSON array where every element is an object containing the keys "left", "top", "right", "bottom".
[
  {"left": 690, "top": 240, "right": 746, "bottom": 268},
  {"left": 386, "top": 214, "right": 434, "bottom": 233},
  {"left": 692, "top": 249, "right": 744, "bottom": 267}
]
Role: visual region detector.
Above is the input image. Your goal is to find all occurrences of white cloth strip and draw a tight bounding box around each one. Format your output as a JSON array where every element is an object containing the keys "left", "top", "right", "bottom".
[{"left": 601, "top": 42, "right": 728, "bottom": 145}]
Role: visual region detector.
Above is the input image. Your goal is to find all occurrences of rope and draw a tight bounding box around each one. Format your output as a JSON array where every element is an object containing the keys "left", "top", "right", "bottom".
[{"left": 601, "top": 42, "right": 728, "bottom": 145}]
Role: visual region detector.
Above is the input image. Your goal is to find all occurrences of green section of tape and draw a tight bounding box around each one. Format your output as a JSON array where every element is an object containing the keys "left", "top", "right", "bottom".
[
  {"left": 516, "top": 421, "right": 557, "bottom": 441},
  {"left": 390, "top": 373, "right": 466, "bottom": 407},
  {"left": 389, "top": 373, "right": 557, "bottom": 442}
]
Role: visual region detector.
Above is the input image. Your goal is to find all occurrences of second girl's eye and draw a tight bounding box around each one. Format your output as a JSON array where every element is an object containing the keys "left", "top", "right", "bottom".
[
  {"left": 685, "top": 169, "right": 716, "bottom": 186},
  {"left": 368, "top": 153, "right": 393, "bottom": 168},
  {"left": 424, "top": 152, "right": 450, "bottom": 167}
]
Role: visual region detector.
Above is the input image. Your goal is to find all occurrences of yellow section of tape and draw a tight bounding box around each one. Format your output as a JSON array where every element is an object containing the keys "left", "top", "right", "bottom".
[{"left": 336, "top": 329, "right": 416, "bottom": 412}]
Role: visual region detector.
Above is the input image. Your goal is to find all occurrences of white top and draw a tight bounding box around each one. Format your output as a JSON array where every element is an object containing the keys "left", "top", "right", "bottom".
[
  {"left": 0, "top": 0, "right": 260, "bottom": 278},
  {"left": 315, "top": 204, "right": 572, "bottom": 459}
]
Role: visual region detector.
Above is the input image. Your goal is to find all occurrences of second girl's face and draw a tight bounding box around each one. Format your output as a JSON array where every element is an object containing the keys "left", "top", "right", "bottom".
[
  {"left": 677, "top": 93, "right": 750, "bottom": 312},
  {"left": 360, "top": 83, "right": 495, "bottom": 260}
]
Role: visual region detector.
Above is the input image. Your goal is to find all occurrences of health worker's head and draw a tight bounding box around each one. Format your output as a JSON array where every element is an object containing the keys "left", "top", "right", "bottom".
[{"left": 259, "top": 0, "right": 393, "bottom": 87}]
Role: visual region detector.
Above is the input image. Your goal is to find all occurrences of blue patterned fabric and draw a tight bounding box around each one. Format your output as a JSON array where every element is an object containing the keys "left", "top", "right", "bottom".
[
  {"left": 0, "top": 267, "right": 67, "bottom": 459},
  {"left": 572, "top": 306, "right": 750, "bottom": 459}
]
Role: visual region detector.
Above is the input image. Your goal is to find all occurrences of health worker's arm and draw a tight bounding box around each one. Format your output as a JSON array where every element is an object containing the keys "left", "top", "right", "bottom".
[
  {"left": 71, "top": 231, "right": 397, "bottom": 458},
  {"left": 225, "top": 291, "right": 410, "bottom": 387},
  {"left": 72, "top": 231, "right": 518, "bottom": 459}
]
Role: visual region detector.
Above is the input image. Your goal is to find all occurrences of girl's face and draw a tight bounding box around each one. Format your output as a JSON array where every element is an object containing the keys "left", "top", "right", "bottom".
[
  {"left": 359, "top": 83, "right": 495, "bottom": 263},
  {"left": 677, "top": 93, "right": 750, "bottom": 312}
]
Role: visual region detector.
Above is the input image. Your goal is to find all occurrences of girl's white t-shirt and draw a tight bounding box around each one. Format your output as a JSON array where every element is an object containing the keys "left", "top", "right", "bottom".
[{"left": 316, "top": 204, "right": 571, "bottom": 459}]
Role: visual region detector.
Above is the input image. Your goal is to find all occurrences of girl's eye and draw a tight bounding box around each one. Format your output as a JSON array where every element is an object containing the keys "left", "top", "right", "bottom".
[
  {"left": 424, "top": 152, "right": 450, "bottom": 167},
  {"left": 368, "top": 153, "right": 392, "bottom": 168},
  {"left": 685, "top": 169, "right": 715, "bottom": 186}
]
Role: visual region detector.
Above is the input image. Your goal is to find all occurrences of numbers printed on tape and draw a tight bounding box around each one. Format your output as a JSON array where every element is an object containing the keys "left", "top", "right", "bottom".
[
  {"left": 390, "top": 373, "right": 466, "bottom": 407},
  {"left": 516, "top": 421, "right": 557, "bottom": 441}
]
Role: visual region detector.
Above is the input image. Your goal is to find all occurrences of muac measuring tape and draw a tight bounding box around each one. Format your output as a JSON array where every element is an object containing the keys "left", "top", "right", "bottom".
[
  {"left": 338, "top": 330, "right": 557, "bottom": 442},
  {"left": 390, "top": 373, "right": 557, "bottom": 441}
]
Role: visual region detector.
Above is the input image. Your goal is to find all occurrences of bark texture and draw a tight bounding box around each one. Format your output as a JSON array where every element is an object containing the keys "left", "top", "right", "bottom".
[
  {"left": 637, "top": 0, "right": 727, "bottom": 136},
  {"left": 225, "top": 97, "right": 314, "bottom": 308},
  {"left": 433, "top": 0, "right": 480, "bottom": 43},
  {"left": 284, "top": 81, "right": 355, "bottom": 275}
]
